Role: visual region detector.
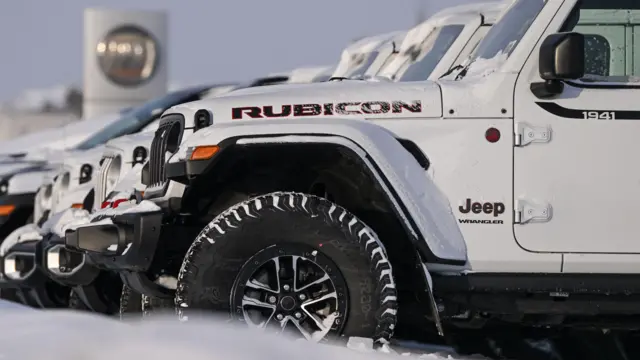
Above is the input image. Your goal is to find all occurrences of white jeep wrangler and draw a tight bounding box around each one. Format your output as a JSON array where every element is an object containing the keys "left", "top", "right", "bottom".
[{"left": 64, "top": 0, "right": 640, "bottom": 358}]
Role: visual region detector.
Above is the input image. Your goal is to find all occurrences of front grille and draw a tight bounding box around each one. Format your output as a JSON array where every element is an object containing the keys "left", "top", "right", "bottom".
[
  {"left": 149, "top": 116, "right": 183, "bottom": 187},
  {"left": 33, "top": 183, "right": 52, "bottom": 223},
  {"left": 94, "top": 155, "right": 115, "bottom": 209}
]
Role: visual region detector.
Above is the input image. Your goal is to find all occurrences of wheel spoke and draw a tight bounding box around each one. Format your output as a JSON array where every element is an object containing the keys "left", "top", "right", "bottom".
[
  {"left": 302, "top": 308, "right": 330, "bottom": 332},
  {"left": 301, "top": 291, "right": 337, "bottom": 308},
  {"left": 290, "top": 317, "right": 313, "bottom": 341},
  {"left": 296, "top": 273, "right": 331, "bottom": 292},
  {"left": 246, "top": 278, "right": 278, "bottom": 293},
  {"left": 291, "top": 255, "right": 300, "bottom": 291},
  {"left": 242, "top": 295, "right": 276, "bottom": 310},
  {"left": 271, "top": 257, "right": 282, "bottom": 293}
]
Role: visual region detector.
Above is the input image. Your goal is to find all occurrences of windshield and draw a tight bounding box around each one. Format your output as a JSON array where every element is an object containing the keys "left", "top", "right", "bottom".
[
  {"left": 73, "top": 87, "right": 206, "bottom": 150},
  {"left": 398, "top": 25, "right": 465, "bottom": 82},
  {"left": 462, "top": 0, "right": 546, "bottom": 77},
  {"left": 346, "top": 52, "right": 379, "bottom": 78}
]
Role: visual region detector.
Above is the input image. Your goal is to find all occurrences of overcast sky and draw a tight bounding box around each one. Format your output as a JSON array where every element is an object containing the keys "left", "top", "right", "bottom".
[{"left": 0, "top": 0, "right": 479, "bottom": 100}]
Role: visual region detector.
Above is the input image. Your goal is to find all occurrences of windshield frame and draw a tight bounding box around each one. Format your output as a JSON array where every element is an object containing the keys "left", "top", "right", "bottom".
[
  {"left": 458, "top": 0, "right": 548, "bottom": 79},
  {"left": 395, "top": 24, "right": 466, "bottom": 82}
]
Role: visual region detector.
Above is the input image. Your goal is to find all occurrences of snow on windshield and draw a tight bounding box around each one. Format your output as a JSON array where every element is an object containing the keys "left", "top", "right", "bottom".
[
  {"left": 462, "top": 0, "right": 546, "bottom": 78},
  {"left": 398, "top": 25, "right": 465, "bottom": 82}
]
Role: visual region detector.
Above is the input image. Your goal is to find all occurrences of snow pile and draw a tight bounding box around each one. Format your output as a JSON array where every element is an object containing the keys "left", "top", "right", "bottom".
[{"left": 0, "top": 305, "right": 475, "bottom": 360}]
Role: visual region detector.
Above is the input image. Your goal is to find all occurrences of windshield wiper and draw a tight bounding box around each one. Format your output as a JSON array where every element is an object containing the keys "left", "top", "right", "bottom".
[
  {"left": 439, "top": 64, "right": 464, "bottom": 79},
  {"left": 455, "top": 59, "right": 476, "bottom": 81}
]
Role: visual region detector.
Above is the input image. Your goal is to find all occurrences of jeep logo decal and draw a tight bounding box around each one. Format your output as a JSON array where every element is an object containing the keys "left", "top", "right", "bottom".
[
  {"left": 231, "top": 100, "right": 422, "bottom": 120},
  {"left": 459, "top": 198, "right": 505, "bottom": 217},
  {"left": 458, "top": 199, "right": 505, "bottom": 225}
]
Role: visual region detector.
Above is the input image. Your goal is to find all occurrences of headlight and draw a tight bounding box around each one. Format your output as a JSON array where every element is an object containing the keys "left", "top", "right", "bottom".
[
  {"left": 132, "top": 146, "right": 147, "bottom": 166},
  {"left": 194, "top": 109, "right": 212, "bottom": 132},
  {"left": 0, "top": 178, "right": 8, "bottom": 195},
  {"left": 79, "top": 164, "right": 92, "bottom": 184}
]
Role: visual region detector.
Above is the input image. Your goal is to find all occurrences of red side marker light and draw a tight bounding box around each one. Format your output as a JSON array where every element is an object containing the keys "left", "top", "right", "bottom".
[{"left": 485, "top": 127, "right": 501, "bottom": 143}]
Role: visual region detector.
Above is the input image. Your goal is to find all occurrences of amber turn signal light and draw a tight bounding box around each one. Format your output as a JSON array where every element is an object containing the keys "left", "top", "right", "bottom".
[
  {"left": 190, "top": 145, "right": 220, "bottom": 161},
  {"left": 0, "top": 205, "right": 15, "bottom": 216},
  {"left": 71, "top": 203, "right": 84, "bottom": 209}
]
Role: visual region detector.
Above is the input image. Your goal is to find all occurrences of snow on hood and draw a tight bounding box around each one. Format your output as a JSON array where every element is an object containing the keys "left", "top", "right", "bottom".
[
  {"left": 171, "top": 80, "right": 443, "bottom": 124},
  {"left": 51, "top": 145, "right": 107, "bottom": 171},
  {"left": 0, "top": 161, "right": 45, "bottom": 178},
  {"left": 287, "top": 66, "right": 335, "bottom": 83},
  {"left": 0, "top": 223, "right": 42, "bottom": 257},
  {"left": 0, "top": 112, "right": 121, "bottom": 160}
]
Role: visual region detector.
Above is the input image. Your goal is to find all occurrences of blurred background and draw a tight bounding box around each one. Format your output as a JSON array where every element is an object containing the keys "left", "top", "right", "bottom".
[{"left": 0, "top": 0, "right": 479, "bottom": 138}]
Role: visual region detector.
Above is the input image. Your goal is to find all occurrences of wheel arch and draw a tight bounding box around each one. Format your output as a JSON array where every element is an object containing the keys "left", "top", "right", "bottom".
[{"left": 173, "top": 119, "right": 467, "bottom": 268}]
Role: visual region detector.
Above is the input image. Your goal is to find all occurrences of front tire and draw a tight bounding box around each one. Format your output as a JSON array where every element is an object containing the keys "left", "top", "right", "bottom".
[
  {"left": 175, "top": 192, "right": 397, "bottom": 344},
  {"left": 119, "top": 285, "right": 143, "bottom": 320}
]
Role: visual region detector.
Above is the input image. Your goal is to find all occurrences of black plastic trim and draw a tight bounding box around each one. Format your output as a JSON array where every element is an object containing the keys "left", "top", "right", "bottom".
[
  {"left": 536, "top": 101, "right": 640, "bottom": 120},
  {"left": 180, "top": 133, "right": 464, "bottom": 266}
]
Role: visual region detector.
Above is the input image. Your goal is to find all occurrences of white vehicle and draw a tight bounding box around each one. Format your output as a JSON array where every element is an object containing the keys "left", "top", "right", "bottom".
[
  {"left": 64, "top": 0, "right": 640, "bottom": 357},
  {"left": 377, "top": 1, "right": 506, "bottom": 82},
  {"left": 0, "top": 74, "right": 332, "bottom": 309},
  {"left": 0, "top": 111, "right": 124, "bottom": 162},
  {"left": 331, "top": 31, "right": 406, "bottom": 79},
  {"left": 275, "top": 66, "right": 336, "bottom": 84}
]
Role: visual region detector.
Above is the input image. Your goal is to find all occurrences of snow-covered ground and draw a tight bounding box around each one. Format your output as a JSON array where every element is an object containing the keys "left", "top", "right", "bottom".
[{"left": 0, "top": 300, "right": 479, "bottom": 360}]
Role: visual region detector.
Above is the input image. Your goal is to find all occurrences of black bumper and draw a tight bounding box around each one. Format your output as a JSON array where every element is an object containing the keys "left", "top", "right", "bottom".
[
  {"left": 65, "top": 211, "right": 163, "bottom": 271},
  {"left": 65, "top": 210, "right": 174, "bottom": 298},
  {"left": 0, "top": 240, "right": 47, "bottom": 289},
  {"left": 38, "top": 232, "right": 100, "bottom": 287},
  {"left": 0, "top": 193, "right": 35, "bottom": 239},
  {"left": 0, "top": 239, "right": 69, "bottom": 308}
]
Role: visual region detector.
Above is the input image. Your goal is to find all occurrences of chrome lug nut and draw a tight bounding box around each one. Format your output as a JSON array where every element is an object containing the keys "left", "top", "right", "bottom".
[
  {"left": 298, "top": 294, "right": 306, "bottom": 301},
  {"left": 268, "top": 296, "right": 277, "bottom": 304},
  {"left": 283, "top": 284, "right": 290, "bottom": 291},
  {"left": 295, "top": 312, "right": 302, "bottom": 319},
  {"left": 276, "top": 314, "right": 284, "bottom": 321}
]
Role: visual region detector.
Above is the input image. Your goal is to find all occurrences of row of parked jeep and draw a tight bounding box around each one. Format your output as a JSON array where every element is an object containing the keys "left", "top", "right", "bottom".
[{"left": 2, "top": 0, "right": 639, "bottom": 359}]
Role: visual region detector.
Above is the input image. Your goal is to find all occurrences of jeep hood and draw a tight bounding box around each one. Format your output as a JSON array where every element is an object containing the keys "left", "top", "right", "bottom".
[{"left": 173, "top": 80, "right": 442, "bottom": 122}]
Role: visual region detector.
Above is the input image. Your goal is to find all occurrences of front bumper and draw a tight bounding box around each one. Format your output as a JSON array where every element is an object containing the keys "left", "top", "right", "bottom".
[
  {"left": 65, "top": 210, "right": 174, "bottom": 298},
  {"left": 0, "top": 239, "right": 68, "bottom": 308},
  {"left": 38, "top": 232, "right": 100, "bottom": 287},
  {"left": 0, "top": 193, "right": 35, "bottom": 238}
]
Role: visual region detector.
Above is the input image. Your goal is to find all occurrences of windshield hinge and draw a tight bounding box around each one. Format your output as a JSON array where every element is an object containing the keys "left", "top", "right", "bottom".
[{"left": 514, "top": 122, "right": 551, "bottom": 147}]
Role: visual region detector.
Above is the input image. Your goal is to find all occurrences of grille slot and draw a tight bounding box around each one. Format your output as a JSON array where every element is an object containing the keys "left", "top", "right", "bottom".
[
  {"left": 94, "top": 155, "right": 114, "bottom": 208},
  {"left": 148, "top": 116, "right": 183, "bottom": 187}
]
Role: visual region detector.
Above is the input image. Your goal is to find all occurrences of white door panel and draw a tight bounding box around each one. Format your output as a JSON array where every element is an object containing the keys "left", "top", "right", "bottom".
[{"left": 514, "top": 84, "right": 640, "bottom": 254}]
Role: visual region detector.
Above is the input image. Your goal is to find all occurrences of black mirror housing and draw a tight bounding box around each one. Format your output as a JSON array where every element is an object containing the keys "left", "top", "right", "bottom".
[{"left": 539, "top": 32, "right": 585, "bottom": 80}]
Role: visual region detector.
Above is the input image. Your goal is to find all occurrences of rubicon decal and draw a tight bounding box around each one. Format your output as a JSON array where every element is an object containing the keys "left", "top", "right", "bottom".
[
  {"left": 231, "top": 100, "right": 422, "bottom": 120},
  {"left": 458, "top": 198, "right": 505, "bottom": 225}
]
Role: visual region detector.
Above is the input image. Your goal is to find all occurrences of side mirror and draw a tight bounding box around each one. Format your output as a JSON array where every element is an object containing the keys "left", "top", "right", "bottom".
[{"left": 539, "top": 32, "right": 585, "bottom": 80}]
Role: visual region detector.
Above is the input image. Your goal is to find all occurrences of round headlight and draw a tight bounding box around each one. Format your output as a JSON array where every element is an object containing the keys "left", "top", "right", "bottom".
[
  {"left": 133, "top": 146, "right": 148, "bottom": 165},
  {"left": 194, "top": 109, "right": 212, "bottom": 131},
  {"left": 96, "top": 25, "right": 159, "bottom": 87},
  {"left": 0, "top": 179, "right": 8, "bottom": 195},
  {"left": 79, "top": 164, "right": 93, "bottom": 184}
]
